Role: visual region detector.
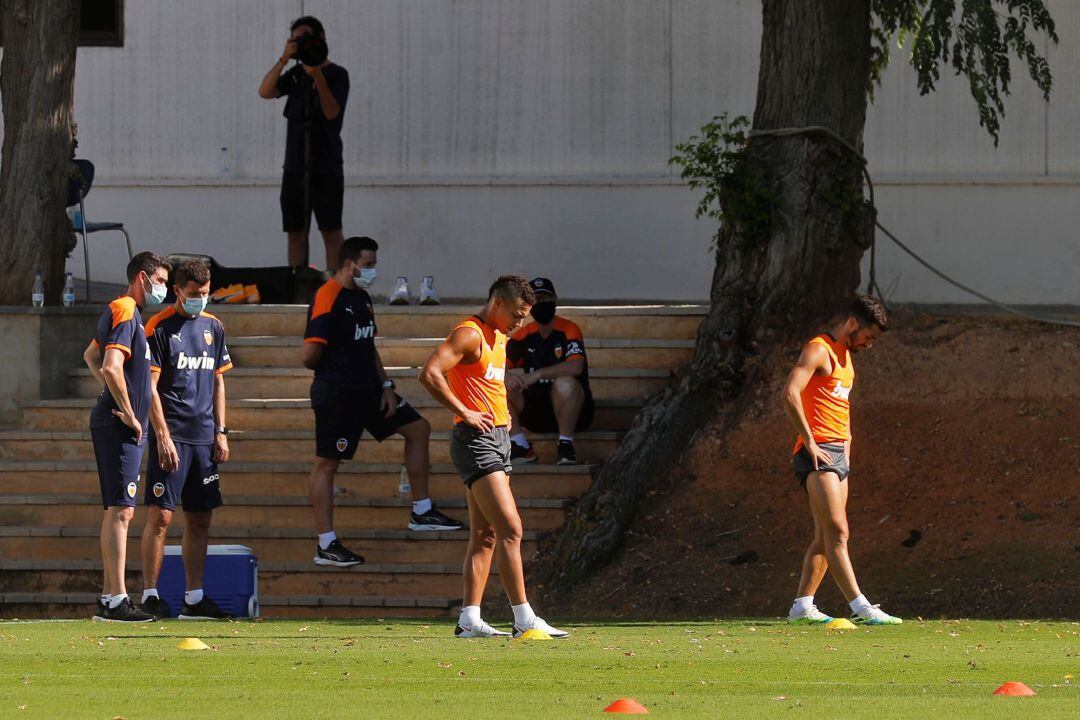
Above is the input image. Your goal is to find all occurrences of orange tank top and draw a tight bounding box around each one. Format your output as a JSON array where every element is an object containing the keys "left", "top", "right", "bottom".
[
  {"left": 446, "top": 316, "right": 510, "bottom": 427},
  {"left": 793, "top": 334, "right": 854, "bottom": 453}
]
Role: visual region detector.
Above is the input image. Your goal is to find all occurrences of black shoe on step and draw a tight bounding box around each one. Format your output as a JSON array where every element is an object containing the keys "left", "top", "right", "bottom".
[
  {"left": 179, "top": 596, "right": 233, "bottom": 620},
  {"left": 556, "top": 439, "right": 579, "bottom": 466},
  {"left": 409, "top": 506, "right": 465, "bottom": 531},
  {"left": 510, "top": 442, "right": 537, "bottom": 464},
  {"left": 313, "top": 539, "right": 366, "bottom": 567}
]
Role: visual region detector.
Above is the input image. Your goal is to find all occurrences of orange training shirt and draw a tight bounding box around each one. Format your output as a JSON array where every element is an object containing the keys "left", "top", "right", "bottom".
[
  {"left": 446, "top": 316, "right": 510, "bottom": 427},
  {"left": 793, "top": 334, "right": 853, "bottom": 453}
]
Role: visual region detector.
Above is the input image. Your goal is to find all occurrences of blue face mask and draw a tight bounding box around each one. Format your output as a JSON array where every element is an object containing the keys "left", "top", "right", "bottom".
[
  {"left": 354, "top": 266, "right": 377, "bottom": 289},
  {"left": 144, "top": 276, "right": 168, "bottom": 305},
  {"left": 180, "top": 292, "right": 208, "bottom": 316}
]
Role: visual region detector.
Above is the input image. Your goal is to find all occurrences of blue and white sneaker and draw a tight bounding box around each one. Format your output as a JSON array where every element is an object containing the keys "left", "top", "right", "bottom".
[
  {"left": 852, "top": 604, "right": 903, "bottom": 625},
  {"left": 787, "top": 605, "right": 834, "bottom": 625}
]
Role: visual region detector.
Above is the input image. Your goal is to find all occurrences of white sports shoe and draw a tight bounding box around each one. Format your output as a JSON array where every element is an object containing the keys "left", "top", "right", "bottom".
[
  {"left": 454, "top": 620, "right": 511, "bottom": 638},
  {"left": 512, "top": 616, "right": 569, "bottom": 639},
  {"left": 388, "top": 276, "right": 411, "bottom": 305},
  {"left": 419, "top": 275, "right": 440, "bottom": 305},
  {"left": 852, "top": 604, "right": 903, "bottom": 625},
  {"left": 787, "top": 605, "right": 834, "bottom": 625}
]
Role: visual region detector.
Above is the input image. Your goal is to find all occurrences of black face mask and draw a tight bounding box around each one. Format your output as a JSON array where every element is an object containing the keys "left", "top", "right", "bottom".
[{"left": 531, "top": 301, "right": 556, "bottom": 325}]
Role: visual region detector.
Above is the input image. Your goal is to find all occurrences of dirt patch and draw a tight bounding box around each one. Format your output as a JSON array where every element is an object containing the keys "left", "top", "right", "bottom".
[{"left": 548, "top": 313, "right": 1080, "bottom": 619}]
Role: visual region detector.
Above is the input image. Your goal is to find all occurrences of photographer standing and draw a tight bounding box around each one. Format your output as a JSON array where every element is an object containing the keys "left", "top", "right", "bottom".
[{"left": 258, "top": 16, "right": 349, "bottom": 272}]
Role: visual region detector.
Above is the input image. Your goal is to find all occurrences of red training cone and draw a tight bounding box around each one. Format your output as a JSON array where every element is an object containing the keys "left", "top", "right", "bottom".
[
  {"left": 603, "top": 698, "right": 650, "bottom": 714},
  {"left": 993, "top": 682, "right": 1036, "bottom": 697}
]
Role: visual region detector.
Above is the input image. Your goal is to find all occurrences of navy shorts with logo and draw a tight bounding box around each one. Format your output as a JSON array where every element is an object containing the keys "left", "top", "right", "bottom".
[
  {"left": 146, "top": 441, "right": 223, "bottom": 512},
  {"left": 91, "top": 423, "right": 146, "bottom": 509},
  {"left": 792, "top": 441, "right": 850, "bottom": 489},
  {"left": 314, "top": 392, "right": 423, "bottom": 460}
]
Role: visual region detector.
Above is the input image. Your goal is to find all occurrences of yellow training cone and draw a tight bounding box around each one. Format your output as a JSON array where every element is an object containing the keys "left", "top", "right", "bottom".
[
  {"left": 176, "top": 637, "right": 210, "bottom": 651},
  {"left": 825, "top": 618, "right": 858, "bottom": 631},
  {"left": 515, "top": 629, "right": 552, "bottom": 641}
]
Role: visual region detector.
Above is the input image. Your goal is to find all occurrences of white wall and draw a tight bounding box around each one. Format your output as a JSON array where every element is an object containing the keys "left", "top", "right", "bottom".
[{"left": 1, "top": 0, "right": 1077, "bottom": 303}]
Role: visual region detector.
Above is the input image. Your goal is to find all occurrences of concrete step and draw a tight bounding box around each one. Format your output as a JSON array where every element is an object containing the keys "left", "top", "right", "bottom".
[
  {"left": 68, "top": 366, "right": 672, "bottom": 401},
  {"left": 0, "top": 560, "right": 493, "bottom": 599},
  {"left": 19, "top": 397, "right": 643, "bottom": 432},
  {"left": 0, "top": 460, "right": 593, "bottom": 498},
  {"left": 0, "top": 591, "right": 456, "bottom": 619},
  {"left": 208, "top": 304, "right": 706, "bottom": 340},
  {"left": 0, "top": 429, "right": 619, "bottom": 464},
  {"left": 0, "top": 525, "right": 543, "bottom": 565},
  {"left": 0, "top": 493, "right": 570, "bottom": 531},
  {"left": 227, "top": 335, "right": 695, "bottom": 369}
]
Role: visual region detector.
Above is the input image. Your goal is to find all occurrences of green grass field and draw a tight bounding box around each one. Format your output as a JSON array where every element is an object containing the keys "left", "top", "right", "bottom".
[{"left": 1, "top": 618, "right": 1075, "bottom": 718}]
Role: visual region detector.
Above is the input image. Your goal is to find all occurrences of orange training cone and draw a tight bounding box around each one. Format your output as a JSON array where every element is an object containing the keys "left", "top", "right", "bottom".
[
  {"left": 993, "top": 682, "right": 1036, "bottom": 697},
  {"left": 603, "top": 698, "right": 650, "bottom": 714}
]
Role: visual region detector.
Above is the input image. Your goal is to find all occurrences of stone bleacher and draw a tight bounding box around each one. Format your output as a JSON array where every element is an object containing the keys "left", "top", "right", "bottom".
[{"left": 0, "top": 304, "right": 703, "bottom": 618}]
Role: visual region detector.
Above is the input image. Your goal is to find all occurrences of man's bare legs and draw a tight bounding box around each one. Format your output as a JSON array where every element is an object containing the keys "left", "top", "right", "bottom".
[
  {"left": 288, "top": 228, "right": 342, "bottom": 271},
  {"left": 398, "top": 417, "right": 432, "bottom": 503},
  {"left": 466, "top": 472, "right": 526, "bottom": 605},
  {"left": 805, "top": 471, "right": 861, "bottom": 601},
  {"left": 550, "top": 376, "right": 584, "bottom": 436},
  {"left": 141, "top": 506, "right": 173, "bottom": 592},
  {"left": 183, "top": 511, "right": 212, "bottom": 593},
  {"left": 309, "top": 457, "right": 340, "bottom": 535},
  {"left": 321, "top": 229, "right": 343, "bottom": 272},
  {"left": 101, "top": 506, "right": 134, "bottom": 597}
]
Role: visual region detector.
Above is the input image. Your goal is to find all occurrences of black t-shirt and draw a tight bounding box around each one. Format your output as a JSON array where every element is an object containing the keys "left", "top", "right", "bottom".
[
  {"left": 304, "top": 278, "right": 380, "bottom": 404},
  {"left": 507, "top": 316, "right": 591, "bottom": 394},
  {"left": 277, "top": 63, "right": 349, "bottom": 176}
]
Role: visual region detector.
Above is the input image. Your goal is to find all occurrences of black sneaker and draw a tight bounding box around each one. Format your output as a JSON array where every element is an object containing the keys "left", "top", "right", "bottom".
[
  {"left": 93, "top": 597, "right": 156, "bottom": 623},
  {"left": 409, "top": 506, "right": 465, "bottom": 532},
  {"left": 313, "top": 539, "right": 366, "bottom": 567},
  {"left": 140, "top": 595, "right": 171, "bottom": 620},
  {"left": 179, "top": 596, "right": 233, "bottom": 620},
  {"left": 92, "top": 599, "right": 107, "bottom": 621},
  {"left": 510, "top": 442, "right": 537, "bottom": 464},
  {"left": 556, "top": 439, "right": 579, "bottom": 466}
]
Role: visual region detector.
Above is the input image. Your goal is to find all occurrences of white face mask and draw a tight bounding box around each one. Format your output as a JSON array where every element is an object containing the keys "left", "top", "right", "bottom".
[
  {"left": 354, "top": 266, "right": 377, "bottom": 289},
  {"left": 144, "top": 275, "right": 168, "bottom": 305}
]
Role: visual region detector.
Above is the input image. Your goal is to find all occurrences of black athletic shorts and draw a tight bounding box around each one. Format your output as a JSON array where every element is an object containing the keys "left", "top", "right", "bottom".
[
  {"left": 146, "top": 441, "right": 223, "bottom": 513},
  {"left": 314, "top": 392, "right": 423, "bottom": 461},
  {"left": 91, "top": 422, "right": 146, "bottom": 509},
  {"left": 519, "top": 381, "right": 594, "bottom": 433},
  {"left": 792, "top": 441, "right": 850, "bottom": 489},
  {"left": 280, "top": 172, "right": 344, "bottom": 232},
  {"left": 450, "top": 424, "right": 512, "bottom": 488}
]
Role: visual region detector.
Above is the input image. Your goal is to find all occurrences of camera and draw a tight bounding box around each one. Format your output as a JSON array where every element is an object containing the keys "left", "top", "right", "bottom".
[{"left": 292, "top": 33, "right": 328, "bottom": 67}]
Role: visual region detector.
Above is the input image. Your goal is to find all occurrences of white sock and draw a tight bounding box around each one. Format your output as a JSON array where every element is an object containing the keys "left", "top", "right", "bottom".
[
  {"left": 849, "top": 594, "right": 872, "bottom": 614},
  {"left": 792, "top": 595, "right": 814, "bottom": 614},
  {"left": 510, "top": 432, "right": 529, "bottom": 448},
  {"left": 412, "top": 498, "right": 433, "bottom": 515},
  {"left": 558, "top": 434, "right": 574, "bottom": 443},
  {"left": 100, "top": 593, "right": 111, "bottom": 604},
  {"left": 107, "top": 593, "right": 128, "bottom": 609},
  {"left": 185, "top": 588, "right": 204, "bottom": 605},
  {"left": 318, "top": 531, "right": 337, "bottom": 550},
  {"left": 142, "top": 589, "right": 159, "bottom": 603},
  {"left": 459, "top": 605, "right": 482, "bottom": 628},
  {"left": 512, "top": 602, "right": 536, "bottom": 627}
]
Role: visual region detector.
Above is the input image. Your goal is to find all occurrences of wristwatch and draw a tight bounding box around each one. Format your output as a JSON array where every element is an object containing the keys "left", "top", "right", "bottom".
[
  {"left": 215, "top": 426, "right": 229, "bottom": 436},
  {"left": 382, "top": 380, "right": 396, "bottom": 390}
]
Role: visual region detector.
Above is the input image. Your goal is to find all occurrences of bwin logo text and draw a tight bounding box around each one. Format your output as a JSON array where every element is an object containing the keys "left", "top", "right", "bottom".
[{"left": 177, "top": 352, "right": 216, "bottom": 371}]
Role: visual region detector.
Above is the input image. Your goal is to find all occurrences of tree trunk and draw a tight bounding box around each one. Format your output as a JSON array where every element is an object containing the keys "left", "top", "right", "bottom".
[
  {"left": 0, "top": 0, "right": 79, "bottom": 305},
  {"left": 532, "top": 0, "right": 873, "bottom": 594}
]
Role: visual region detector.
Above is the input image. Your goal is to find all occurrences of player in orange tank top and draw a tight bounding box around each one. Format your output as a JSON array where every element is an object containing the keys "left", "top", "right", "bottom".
[
  {"left": 781, "top": 295, "right": 903, "bottom": 626},
  {"left": 419, "top": 275, "right": 568, "bottom": 639}
]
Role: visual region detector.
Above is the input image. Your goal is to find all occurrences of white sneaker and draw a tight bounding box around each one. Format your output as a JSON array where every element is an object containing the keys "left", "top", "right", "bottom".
[
  {"left": 852, "top": 604, "right": 903, "bottom": 625},
  {"left": 512, "top": 616, "right": 569, "bottom": 639},
  {"left": 389, "top": 276, "right": 411, "bottom": 305},
  {"left": 454, "top": 620, "right": 511, "bottom": 638},
  {"left": 419, "top": 275, "right": 440, "bottom": 305},
  {"left": 787, "top": 605, "right": 834, "bottom": 625}
]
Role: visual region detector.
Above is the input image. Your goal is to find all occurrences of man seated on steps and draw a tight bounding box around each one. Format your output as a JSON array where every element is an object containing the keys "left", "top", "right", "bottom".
[
  {"left": 301, "top": 236, "right": 464, "bottom": 568},
  {"left": 505, "top": 278, "right": 593, "bottom": 466}
]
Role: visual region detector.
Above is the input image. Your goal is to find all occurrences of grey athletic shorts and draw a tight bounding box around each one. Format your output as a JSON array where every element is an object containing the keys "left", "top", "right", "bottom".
[
  {"left": 450, "top": 424, "right": 513, "bottom": 488},
  {"left": 792, "top": 441, "right": 850, "bottom": 488}
]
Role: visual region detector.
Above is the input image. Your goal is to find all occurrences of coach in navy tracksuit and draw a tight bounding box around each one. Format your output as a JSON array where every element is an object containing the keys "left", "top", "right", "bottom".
[
  {"left": 82, "top": 252, "right": 172, "bottom": 623},
  {"left": 139, "top": 260, "right": 234, "bottom": 620}
]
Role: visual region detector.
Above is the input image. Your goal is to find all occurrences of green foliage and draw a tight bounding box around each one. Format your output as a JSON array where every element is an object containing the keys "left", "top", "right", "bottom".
[
  {"left": 870, "top": 0, "right": 1057, "bottom": 144},
  {"left": 669, "top": 114, "right": 777, "bottom": 252}
]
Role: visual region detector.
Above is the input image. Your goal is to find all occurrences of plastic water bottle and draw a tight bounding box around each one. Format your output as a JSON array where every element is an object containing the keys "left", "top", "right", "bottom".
[
  {"left": 62, "top": 273, "right": 75, "bottom": 307},
  {"left": 31, "top": 273, "right": 44, "bottom": 307},
  {"left": 398, "top": 464, "right": 411, "bottom": 499},
  {"left": 219, "top": 147, "right": 231, "bottom": 176}
]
